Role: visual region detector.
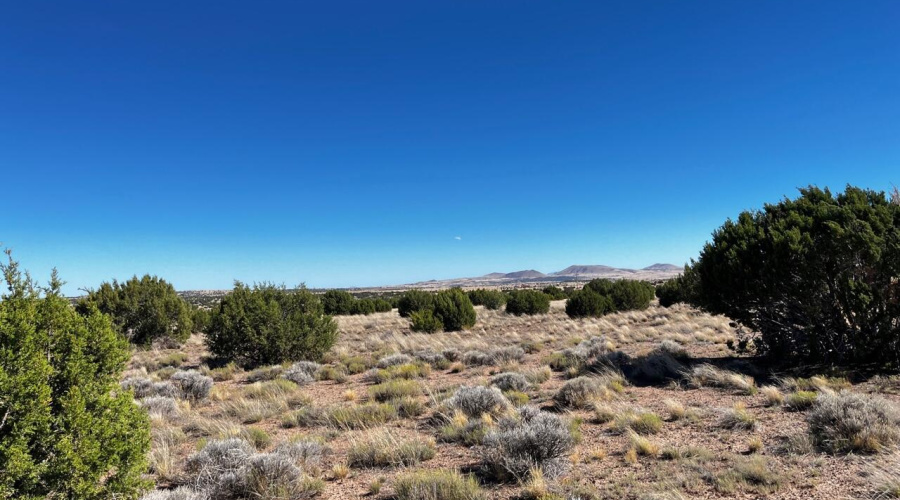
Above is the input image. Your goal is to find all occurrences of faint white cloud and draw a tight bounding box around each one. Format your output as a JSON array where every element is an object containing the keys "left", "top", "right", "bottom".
[{"left": 454, "top": 236, "right": 462, "bottom": 240}]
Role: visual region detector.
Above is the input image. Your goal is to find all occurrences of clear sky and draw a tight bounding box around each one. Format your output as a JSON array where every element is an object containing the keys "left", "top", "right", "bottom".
[{"left": 2, "top": 1, "right": 898, "bottom": 294}]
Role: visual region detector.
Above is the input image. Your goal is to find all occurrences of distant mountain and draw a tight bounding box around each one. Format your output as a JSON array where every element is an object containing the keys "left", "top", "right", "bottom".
[
  {"left": 503, "top": 270, "right": 546, "bottom": 279},
  {"left": 399, "top": 263, "right": 680, "bottom": 289},
  {"left": 552, "top": 265, "right": 633, "bottom": 277},
  {"left": 642, "top": 263, "right": 681, "bottom": 272}
]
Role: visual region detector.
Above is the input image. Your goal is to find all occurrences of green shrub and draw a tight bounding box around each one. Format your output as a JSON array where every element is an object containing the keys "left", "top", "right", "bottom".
[
  {"left": 397, "top": 290, "right": 434, "bottom": 318},
  {"left": 608, "top": 280, "right": 655, "bottom": 311},
  {"left": 410, "top": 309, "right": 443, "bottom": 333},
  {"left": 655, "top": 271, "right": 694, "bottom": 307},
  {"left": 542, "top": 285, "right": 569, "bottom": 300},
  {"left": 505, "top": 290, "right": 550, "bottom": 316},
  {"left": 373, "top": 298, "right": 393, "bottom": 312},
  {"left": 206, "top": 283, "right": 338, "bottom": 368},
  {"left": 431, "top": 288, "right": 476, "bottom": 331},
  {"left": 565, "top": 288, "right": 614, "bottom": 318},
  {"left": 321, "top": 289, "right": 355, "bottom": 315},
  {"left": 0, "top": 253, "right": 150, "bottom": 499},
  {"left": 77, "top": 274, "right": 193, "bottom": 345},
  {"left": 467, "top": 289, "right": 507, "bottom": 310},
  {"left": 582, "top": 279, "right": 654, "bottom": 312},
  {"left": 192, "top": 306, "right": 212, "bottom": 333},
  {"left": 687, "top": 186, "right": 900, "bottom": 365},
  {"left": 350, "top": 298, "right": 376, "bottom": 315}
]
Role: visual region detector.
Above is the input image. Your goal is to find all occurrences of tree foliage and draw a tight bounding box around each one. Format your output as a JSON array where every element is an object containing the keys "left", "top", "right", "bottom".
[
  {"left": 505, "top": 290, "right": 551, "bottom": 316},
  {"left": 206, "top": 283, "right": 338, "bottom": 368},
  {"left": 0, "top": 251, "right": 150, "bottom": 499},
  {"left": 655, "top": 267, "right": 697, "bottom": 307},
  {"left": 321, "top": 289, "right": 355, "bottom": 315},
  {"left": 397, "top": 290, "right": 434, "bottom": 318},
  {"left": 77, "top": 275, "right": 193, "bottom": 345},
  {"left": 688, "top": 185, "right": 900, "bottom": 366},
  {"left": 565, "top": 288, "right": 613, "bottom": 318},
  {"left": 431, "top": 288, "right": 477, "bottom": 331},
  {"left": 584, "top": 279, "right": 654, "bottom": 312},
  {"left": 409, "top": 309, "right": 443, "bottom": 333},
  {"left": 467, "top": 289, "right": 507, "bottom": 310},
  {"left": 566, "top": 279, "right": 653, "bottom": 318},
  {"left": 542, "top": 285, "right": 569, "bottom": 300}
]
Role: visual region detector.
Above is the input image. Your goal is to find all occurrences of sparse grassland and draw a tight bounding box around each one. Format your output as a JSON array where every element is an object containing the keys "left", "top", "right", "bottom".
[{"left": 130, "top": 301, "right": 894, "bottom": 499}]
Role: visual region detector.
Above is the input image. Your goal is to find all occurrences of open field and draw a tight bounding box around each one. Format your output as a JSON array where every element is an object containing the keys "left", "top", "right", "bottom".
[{"left": 130, "top": 301, "right": 898, "bottom": 499}]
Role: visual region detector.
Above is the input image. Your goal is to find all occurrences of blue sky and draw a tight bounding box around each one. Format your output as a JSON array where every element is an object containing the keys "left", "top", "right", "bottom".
[{"left": 2, "top": 1, "right": 898, "bottom": 294}]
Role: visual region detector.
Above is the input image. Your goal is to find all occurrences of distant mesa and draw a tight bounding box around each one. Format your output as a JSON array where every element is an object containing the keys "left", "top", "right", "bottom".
[
  {"left": 551, "top": 265, "right": 623, "bottom": 277},
  {"left": 502, "top": 270, "right": 547, "bottom": 279},
  {"left": 642, "top": 263, "right": 681, "bottom": 272}
]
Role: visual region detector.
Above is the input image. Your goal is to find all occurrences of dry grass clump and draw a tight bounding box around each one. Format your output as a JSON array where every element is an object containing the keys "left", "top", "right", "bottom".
[
  {"left": 868, "top": 448, "right": 900, "bottom": 498},
  {"left": 660, "top": 445, "right": 714, "bottom": 462},
  {"left": 613, "top": 410, "right": 663, "bottom": 435},
  {"left": 718, "top": 402, "right": 758, "bottom": 431},
  {"left": 628, "top": 430, "right": 660, "bottom": 457},
  {"left": 444, "top": 386, "right": 511, "bottom": 418},
  {"left": 245, "top": 365, "right": 284, "bottom": 382},
  {"left": 554, "top": 373, "right": 623, "bottom": 409},
  {"left": 462, "top": 346, "right": 525, "bottom": 366},
  {"left": 280, "top": 406, "right": 326, "bottom": 429},
  {"left": 524, "top": 366, "right": 552, "bottom": 385},
  {"left": 658, "top": 339, "right": 690, "bottom": 360},
  {"left": 663, "top": 399, "right": 686, "bottom": 421},
  {"left": 489, "top": 372, "right": 531, "bottom": 392},
  {"left": 327, "top": 402, "right": 398, "bottom": 429},
  {"left": 784, "top": 390, "right": 817, "bottom": 411},
  {"left": 368, "top": 362, "right": 431, "bottom": 383},
  {"left": 688, "top": 364, "right": 756, "bottom": 395},
  {"left": 394, "top": 469, "right": 485, "bottom": 500},
  {"left": 202, "top": 362, "right": 240, "bottom": 382},
  {"left": 481, "top": 406, "right": 576, "bottom": 480},
  {"left": 282, "top": 361, "right": 321, "bottom": 385},
  {"left": 393, "top": 395, "right": 427, "bottom": 417},
  {"left": 807, "top": 392, "right": 900, "bottom": 453},
  {"left": 315, "top": 364, "right": 348, "bottom": 383},
  {"left": 348, "top": 430, "right": 436, "bottom": 467},
  {"left": 546, "top": 336, "right": 612, "bottom": 374},
  {"left": 220, "top": 397, "right": 288, "bottom": 424},
  {"left": 760, "top": 385, "right": 784, "bottom": 406},
  {"left": 369, "top": 379, "right": 423, "bottom": 402},
  {"left": 781, "top": 375, "right": 851, "bottom": 393},
  {"left": 714, "top": 455, "right": 782, "bottom": 494},
  {"left": 439, "top": 411, "right": 494, "bottom": 446}
]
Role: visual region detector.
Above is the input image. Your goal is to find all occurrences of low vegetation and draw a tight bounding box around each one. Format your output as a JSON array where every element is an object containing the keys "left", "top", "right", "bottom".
[
  {"left": 205, "top": 282, "right": 338, "bottom": 367},
  {"left": 77, "top": 274, "right": 194, "bottom": 345},
  {"left": 1, "top": 253, "right": 150, "bottom": 499},
  {"left": 505, "top": 290, "right": 551, "bottom": 316}
]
